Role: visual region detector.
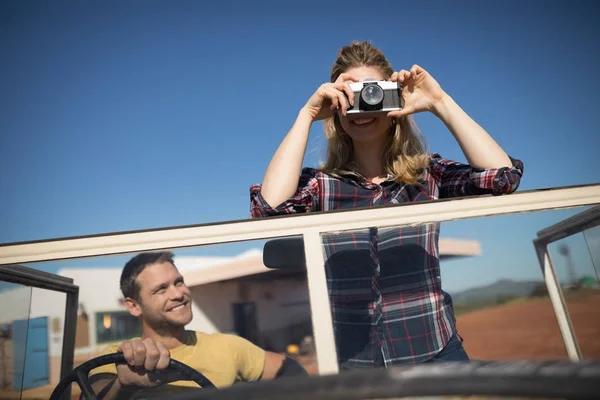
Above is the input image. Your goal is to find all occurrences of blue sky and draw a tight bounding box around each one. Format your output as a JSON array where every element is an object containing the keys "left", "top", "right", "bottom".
[{"left": 1, "top": 1, "right": 599, "bottom": 293}]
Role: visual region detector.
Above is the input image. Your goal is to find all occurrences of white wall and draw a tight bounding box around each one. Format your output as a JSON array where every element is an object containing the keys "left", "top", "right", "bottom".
[
  {"left": 60, "top": 268, "right": 129, "bottom": 355},
  {"left": 188, "top": 277, "right": 311, "bottom": 349}
]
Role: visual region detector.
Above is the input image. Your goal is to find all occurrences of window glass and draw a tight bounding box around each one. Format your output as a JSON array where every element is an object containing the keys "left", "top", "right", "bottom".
[{"left": 95, "top": 311, "right": 142, "bottom": 344}]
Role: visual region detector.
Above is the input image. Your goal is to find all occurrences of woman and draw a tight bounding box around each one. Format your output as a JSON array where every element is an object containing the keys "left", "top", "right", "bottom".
[{"left": 249, "top": 41, "right": 524, "bottom": 369}]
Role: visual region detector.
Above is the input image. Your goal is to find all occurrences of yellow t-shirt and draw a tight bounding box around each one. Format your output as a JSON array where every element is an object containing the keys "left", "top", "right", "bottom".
[{"left": 89, "top": 330, "right": 266, "bottom": 389}]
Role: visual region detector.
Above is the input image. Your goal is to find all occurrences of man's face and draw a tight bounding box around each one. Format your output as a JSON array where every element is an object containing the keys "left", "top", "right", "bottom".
[{"left": 133, "top": 261, "right": 193, "bottom": 330}]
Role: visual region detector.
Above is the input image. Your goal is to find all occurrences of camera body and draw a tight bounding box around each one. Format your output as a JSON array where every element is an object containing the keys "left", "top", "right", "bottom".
[{"left": 346, "top": 79, "right": 402, "bottom": 115}]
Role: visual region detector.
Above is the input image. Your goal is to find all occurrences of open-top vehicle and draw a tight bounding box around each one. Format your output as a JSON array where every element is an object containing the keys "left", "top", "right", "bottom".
[{"left": 1, "top": 183, "right": 599, "bottom": 400}]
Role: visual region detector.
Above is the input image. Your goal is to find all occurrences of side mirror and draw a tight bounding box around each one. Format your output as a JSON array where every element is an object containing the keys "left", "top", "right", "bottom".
[{"left": 263, "top": 237, "right": 306, "bottom": 270}]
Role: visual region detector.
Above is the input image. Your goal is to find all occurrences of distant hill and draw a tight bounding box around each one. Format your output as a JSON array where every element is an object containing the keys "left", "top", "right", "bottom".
[{"left": 450, "top": 279, "right": 544, "bottom": 309}]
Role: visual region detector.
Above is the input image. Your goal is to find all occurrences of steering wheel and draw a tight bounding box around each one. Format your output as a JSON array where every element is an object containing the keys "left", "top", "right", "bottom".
[{"left": 49, "top": 352, "right": 217, "bottom": 400}]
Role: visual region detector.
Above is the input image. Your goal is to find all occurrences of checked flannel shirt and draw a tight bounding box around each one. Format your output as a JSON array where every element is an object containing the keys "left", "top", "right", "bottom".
[{"left": 250, "top": 153, "right": 524, "bottom": 369}]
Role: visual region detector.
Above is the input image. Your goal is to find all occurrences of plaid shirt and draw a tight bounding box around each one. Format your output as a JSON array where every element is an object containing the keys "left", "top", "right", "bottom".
[{"left": 250, "top": 153, "right": 524, "bottom": 369}]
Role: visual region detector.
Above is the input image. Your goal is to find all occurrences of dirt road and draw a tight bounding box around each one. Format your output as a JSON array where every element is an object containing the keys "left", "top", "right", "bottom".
[{"left": 457, "top": 292, "right": 600, "bottom": 360}]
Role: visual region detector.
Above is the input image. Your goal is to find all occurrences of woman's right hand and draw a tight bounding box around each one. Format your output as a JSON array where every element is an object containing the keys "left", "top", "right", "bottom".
[{"left": 301, "top": 73, "right": 359, "bottom": 121}]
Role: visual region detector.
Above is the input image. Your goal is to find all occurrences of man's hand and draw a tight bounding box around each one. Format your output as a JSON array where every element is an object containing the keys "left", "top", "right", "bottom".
[{"left": 116, "top": 338, "right": 172, "bottom": 388}]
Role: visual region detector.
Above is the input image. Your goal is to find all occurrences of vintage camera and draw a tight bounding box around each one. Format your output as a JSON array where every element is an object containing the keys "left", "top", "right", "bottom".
[{"left": 346, "top": 79, "right": 402, "bottom": 115}]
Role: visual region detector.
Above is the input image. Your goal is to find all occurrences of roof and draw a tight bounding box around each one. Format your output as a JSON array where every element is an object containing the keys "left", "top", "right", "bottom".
[
  {"left": 55, "top": 249, "right": 266, "bottom": 288},
  {"left": 183, "top": 238, "right": 481, "bottom": 287},
  {"left": 438, "top": 238, "right": 482, "bottom": 258},
  {"left": 53, "top": 239, "right": 480, "bottom": 288}
]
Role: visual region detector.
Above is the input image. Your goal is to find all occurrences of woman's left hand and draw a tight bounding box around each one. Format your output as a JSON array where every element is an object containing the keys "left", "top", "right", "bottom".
[{"left": 387, "top": 65, "right": 447, "bottom": 118}]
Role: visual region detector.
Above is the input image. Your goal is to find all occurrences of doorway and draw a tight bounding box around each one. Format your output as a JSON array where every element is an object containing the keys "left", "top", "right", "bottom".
[{"left": 232, "top": 302, "right": 259, "bottom": 345}]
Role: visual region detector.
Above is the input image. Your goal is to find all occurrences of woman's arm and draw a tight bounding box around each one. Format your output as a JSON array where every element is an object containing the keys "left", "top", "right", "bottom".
[
  {"left": 388, "top": 65, "right": 513, "bottom": 170},
  {"left": 432, "top": 94, "right": 513, "bottom": 169},
  {"left": 258, "top": 73, "right": 358, "bottom": 208},
  {"left": 259, "top": 109, "right": 314, "bottom": 208}
]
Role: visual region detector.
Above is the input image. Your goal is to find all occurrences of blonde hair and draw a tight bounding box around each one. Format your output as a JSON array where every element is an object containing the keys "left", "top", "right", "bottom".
[{"left": 320, "top": 41, "right": 430, "bottom": 185}]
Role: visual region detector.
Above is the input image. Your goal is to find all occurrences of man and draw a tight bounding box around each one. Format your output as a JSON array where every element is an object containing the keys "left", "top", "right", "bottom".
[{"left": 88, "top": 251, "right": 306, "bottom": 399}]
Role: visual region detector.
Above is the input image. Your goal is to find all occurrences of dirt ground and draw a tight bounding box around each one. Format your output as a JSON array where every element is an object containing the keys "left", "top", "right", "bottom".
[
  {"left": 290, "top": 291, "right": 600, "bottom": 374},
  {"left": 456, "top": 292, "right": 600, "bottom": 360}
]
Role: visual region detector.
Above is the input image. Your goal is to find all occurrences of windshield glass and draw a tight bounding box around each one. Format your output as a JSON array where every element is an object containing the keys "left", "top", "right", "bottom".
[
  {"left": 0, "top": 281, "right": 33, "bottom": 397},
  {"left": 4, "top": 202, "right": 598, "bottom": 399}
]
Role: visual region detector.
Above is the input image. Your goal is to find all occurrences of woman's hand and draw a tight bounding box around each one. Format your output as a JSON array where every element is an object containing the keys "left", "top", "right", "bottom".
[
  {"left": 389, "top": 65, "right": 513, "bottom": 170},
  {"left": 301, "top": 73, "right": 359, "bottom": 121},
  {"left": 387, "top": 65, "right": 447, "bottom": 118}
]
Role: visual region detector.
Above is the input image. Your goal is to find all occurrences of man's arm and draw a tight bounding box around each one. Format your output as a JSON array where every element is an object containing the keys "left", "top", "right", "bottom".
[
  {"left": 229, "top": 335, "right": 308, "bottom": 382},
  {"left": 262, "top": 351, "right": 308, "bottom": 379},
  {"left": 82, "top": 338, "right": 171, "bottom": 398},
  {"left": 258, "top": 351, "right": 285, "bottom": 380}
]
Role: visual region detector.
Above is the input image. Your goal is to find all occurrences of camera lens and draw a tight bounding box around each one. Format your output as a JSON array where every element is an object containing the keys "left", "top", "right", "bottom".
[{"left": 361, "top": 84, "right": 384, "bottom": 106}]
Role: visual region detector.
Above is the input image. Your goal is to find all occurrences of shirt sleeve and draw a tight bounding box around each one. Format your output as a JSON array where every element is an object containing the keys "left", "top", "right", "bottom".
[
  {"left": 428, "top": 153, "right": 524, "bottom": 198},
  {"left": 250, "top": 167, "right": 320, "bottom": 218},
  {"left": 223, "top": 334, "right": 267, "bottom": 382},
  {"left": 88, "top": 343, "right": 120, "bottom": 377}
]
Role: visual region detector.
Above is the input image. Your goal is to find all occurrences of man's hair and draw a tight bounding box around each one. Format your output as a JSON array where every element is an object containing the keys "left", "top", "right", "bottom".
[{"left": 120, "top": 251, "right": 175, "bottom": 301}]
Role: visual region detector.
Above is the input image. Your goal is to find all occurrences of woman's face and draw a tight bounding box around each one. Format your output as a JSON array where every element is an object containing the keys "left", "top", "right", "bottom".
[{"left": 338, "top": 65, "right": 393, "bottom": 146}]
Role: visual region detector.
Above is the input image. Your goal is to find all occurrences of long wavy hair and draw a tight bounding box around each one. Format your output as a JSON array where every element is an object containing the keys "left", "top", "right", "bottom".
[{"left": 320, "top": 41, "right": 430, "bottom": 185}]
